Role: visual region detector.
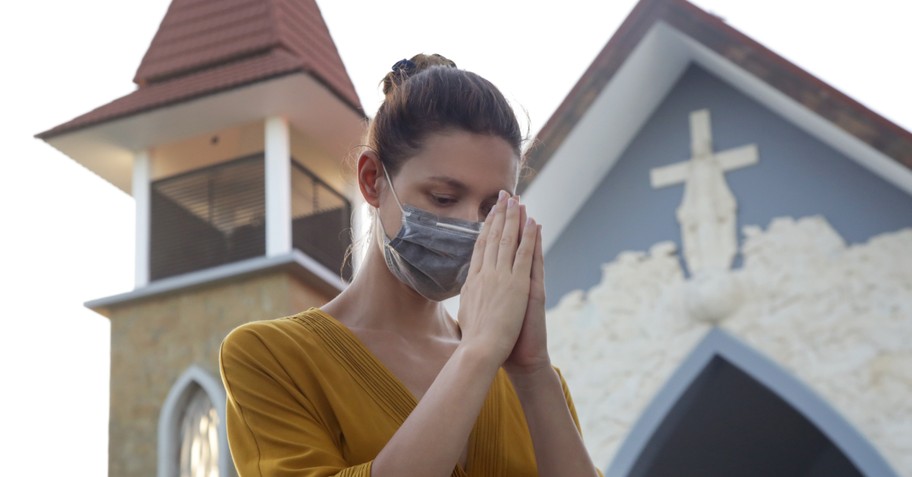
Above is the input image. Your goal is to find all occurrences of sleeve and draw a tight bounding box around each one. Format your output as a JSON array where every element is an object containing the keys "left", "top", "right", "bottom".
[
  {"left": 555, "top": 367, "right": 606, "bottom": 477},
  {"left": 219, "top": 325, "right": 373, "bottom": 477}
]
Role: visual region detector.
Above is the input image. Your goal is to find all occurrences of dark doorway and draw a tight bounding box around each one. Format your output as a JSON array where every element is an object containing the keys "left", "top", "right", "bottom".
[{"left": 627, "top": 356, "right": 863, "bottom": 477}]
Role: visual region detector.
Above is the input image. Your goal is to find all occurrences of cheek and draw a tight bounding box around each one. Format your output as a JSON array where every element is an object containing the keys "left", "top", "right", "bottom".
[{"left": 376, "top": 197, "right": 403, "bottom": 239}]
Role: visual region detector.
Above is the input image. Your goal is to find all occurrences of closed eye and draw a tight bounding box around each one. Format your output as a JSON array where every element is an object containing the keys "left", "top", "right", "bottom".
[{"left": 430, "top": 194, "right": 457, "bottom": 207}]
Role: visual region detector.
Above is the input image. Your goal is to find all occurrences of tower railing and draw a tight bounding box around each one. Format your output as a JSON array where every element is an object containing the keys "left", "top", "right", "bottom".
[{"left": 149, "top": 155, "right": 351, "bottom": 282}]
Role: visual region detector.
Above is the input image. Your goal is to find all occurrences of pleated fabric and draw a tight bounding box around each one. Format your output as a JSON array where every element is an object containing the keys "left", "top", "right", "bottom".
[{"left": 220, "top": 307, "right": 580, "bottom": 476}]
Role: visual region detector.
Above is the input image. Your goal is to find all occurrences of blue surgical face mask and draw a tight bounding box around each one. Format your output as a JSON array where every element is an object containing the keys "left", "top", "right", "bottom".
[{"left": 377, "top": 164, "right": 482, "bottom": 301}]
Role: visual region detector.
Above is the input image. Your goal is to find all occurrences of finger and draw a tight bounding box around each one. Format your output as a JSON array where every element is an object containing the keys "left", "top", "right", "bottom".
[
  {"left": 513, "top": 217, "right": 537, "bottom": 275},
  {"left": 496, "top": 196, "right": 522, "bottom": 271},
  {"left": 532, "top": 224, "right": 544, "bottom": 285},
  {"left": 468, "top": 201, "right": 497, "bottom": 276},
  {"left": 518, "top": 202, "right": 527, "bottom": 242},
  {"left": 483, "top": 190, "right": 509, "bottom": 267}
]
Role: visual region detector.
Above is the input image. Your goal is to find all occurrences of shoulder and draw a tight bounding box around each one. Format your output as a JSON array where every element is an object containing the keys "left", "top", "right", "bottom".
[{"left": 220, "top": 308, "right": 332, "bottom": 363}]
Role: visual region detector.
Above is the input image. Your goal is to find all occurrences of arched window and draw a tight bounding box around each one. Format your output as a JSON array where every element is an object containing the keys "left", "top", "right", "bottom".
[
  {"left": 178, "top": 386, "right": 220, "bottom": 477},
  {"left": 159, "top": 365, "right": 232, "bottom": 477}
]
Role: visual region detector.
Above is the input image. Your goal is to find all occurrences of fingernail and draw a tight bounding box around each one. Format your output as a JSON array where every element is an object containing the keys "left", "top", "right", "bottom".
[
  {"left": 526, "top": 216, "right": 533, "bottom": 226},
  {"left": 507, "top": 197, "right": 517, "bottom": 208},
  {"left": 498, "top": 190, "right": 508, "bottom": 202}
]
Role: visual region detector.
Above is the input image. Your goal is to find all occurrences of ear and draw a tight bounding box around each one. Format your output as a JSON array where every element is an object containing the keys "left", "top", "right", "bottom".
[{"left": 357, "top": 150, "right": 384, "bottom": 208}]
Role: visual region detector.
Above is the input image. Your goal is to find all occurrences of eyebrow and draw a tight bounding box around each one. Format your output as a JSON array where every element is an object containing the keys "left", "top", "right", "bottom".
[
  {"left": 426, "top": 176, "right": 468, "bottom": 191},
  {"left": 426, "top": 176, "right": 513, "bottom": 196}
]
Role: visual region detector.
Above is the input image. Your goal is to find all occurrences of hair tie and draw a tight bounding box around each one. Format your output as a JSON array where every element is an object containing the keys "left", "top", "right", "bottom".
[{"left": 391, "top": 59, "right": 417, "bottom": 76}]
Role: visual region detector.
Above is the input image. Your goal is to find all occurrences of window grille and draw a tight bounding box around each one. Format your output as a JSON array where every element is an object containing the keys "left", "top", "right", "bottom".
[
  {"left": 291, "top": 162, "right": 352, "bottom": 280},
  {"left": 150, "top": 156, "right": 265, "bottom": 281},
  {"left": 149, "top": 155, "right": 352, "bottom": 282}
]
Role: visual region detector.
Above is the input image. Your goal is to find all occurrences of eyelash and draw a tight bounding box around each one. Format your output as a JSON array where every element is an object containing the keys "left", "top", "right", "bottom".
[
  {"left": 429, "top": 194, "right": 494, "bottom": 217},
  {"left": 430, "top": 194, "right": 457, "bottom": 206}
]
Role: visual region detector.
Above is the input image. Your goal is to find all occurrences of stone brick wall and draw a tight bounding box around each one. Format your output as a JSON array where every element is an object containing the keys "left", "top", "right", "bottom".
[{"left": 106, "top": 271, "right": 332, "bottom": 477}]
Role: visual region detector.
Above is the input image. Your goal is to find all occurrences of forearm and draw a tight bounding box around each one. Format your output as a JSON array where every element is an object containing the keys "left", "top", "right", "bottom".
[
  {"left": 371, "top": 344, "right": 500, "bottom": 477},
  {"left": 509, "top": 366, "right": 599, "bottom": 477}
]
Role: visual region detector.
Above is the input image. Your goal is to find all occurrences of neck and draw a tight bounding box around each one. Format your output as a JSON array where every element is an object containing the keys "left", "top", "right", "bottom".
[{"left": 322, "top": 244, "right": 457, "bottom": 340}]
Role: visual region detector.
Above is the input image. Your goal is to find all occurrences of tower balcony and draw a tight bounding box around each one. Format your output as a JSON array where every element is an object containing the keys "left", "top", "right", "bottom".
[{"left": 150, "top": 154, "right": 352, "bottom": 283}]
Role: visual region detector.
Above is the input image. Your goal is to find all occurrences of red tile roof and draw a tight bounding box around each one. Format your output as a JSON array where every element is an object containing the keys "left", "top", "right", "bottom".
[
  {"left": 521, "top": 0, "right": 912, "bottom": 191},
  {"left": 38, "top": 0, "right": 362, "bottom": 139}
]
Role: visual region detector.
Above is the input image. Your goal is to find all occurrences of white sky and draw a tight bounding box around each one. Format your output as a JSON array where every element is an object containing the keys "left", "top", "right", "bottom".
[{"left": 1, "top": 1, "right": 909, "bottom": 474}]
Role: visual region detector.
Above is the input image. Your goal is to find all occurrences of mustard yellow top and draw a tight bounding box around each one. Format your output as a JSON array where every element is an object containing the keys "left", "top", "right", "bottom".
[{"left": 219, "top": 308, "right": 585, "bottom": 477}]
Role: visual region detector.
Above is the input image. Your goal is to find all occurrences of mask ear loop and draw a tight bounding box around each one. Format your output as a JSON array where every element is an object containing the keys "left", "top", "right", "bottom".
[
  {"left": 380, "top": 161, "right": 477, "bottom": 235},
  {"left": 380, "top": 162, "right": 408, "bottom": 217}
]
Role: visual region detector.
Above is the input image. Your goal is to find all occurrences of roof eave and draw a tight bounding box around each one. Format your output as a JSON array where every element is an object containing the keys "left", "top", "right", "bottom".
[
  {"left": 39, "top": 73, "right": 367, "bottom": 195},
  {"left": 37, "top": 67, "right": 364, "bottom": 142},
  {"left": 518, "top": 1, "right": 912, "bottom": 256},
  {"left": 521, "top": 0, "right": 912, "bottom": 194}
]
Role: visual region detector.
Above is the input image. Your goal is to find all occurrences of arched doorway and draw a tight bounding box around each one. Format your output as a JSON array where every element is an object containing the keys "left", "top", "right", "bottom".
[{"left": 605, "top": 329, "right": 897, "bottom": 477}]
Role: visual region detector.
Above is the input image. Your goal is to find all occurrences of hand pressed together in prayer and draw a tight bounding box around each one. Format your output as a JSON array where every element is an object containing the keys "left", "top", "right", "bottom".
[{"left": 457, "top": 190, "right": 550, "bottom": 374}]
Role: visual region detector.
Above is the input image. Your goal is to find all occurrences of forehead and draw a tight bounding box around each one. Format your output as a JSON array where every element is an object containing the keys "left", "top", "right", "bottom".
[{"left": 397, "top": 130, "right": 520, "bottom": 193}]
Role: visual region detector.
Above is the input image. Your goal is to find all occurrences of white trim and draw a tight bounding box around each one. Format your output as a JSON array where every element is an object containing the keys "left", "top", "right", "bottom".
[
  {"left": 528, "top": 21, "right": 912, "bottom": 257},
  {"left": 675, "top": 27, "right": 912, "bottom": 198},
  {"left": 86, "top": 251, "right": 347, "bottom": 312},
  {"left": 525, "top": 24, "right": 690, "bottom": 254},
  {"left": 41, "top": 74, "right": 364, "bottom": 195},
  {"left": 133, "top": 150, "right": 151, "bottom": 287},
  {"left": 158, "top": 365, "right": 233, "bottom": 477},
  {"left": 265, "top": 116, "right": 292, "bottom": 257},
  {"left": 604, "top": 328, "right": 899, "bottom": 477}
]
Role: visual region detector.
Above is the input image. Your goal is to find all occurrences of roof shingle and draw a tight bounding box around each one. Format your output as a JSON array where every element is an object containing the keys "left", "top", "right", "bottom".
[{"left": 39, "top": 0, "right": 361, "bottom": 139}]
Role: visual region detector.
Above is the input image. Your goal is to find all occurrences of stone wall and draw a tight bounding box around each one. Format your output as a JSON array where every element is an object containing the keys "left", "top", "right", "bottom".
[
  {"left": 547, "top": 216, "right": 912, "bottom": 475},
  {"left": 106, "top": 271, "right": 331, "bottom": 477}
]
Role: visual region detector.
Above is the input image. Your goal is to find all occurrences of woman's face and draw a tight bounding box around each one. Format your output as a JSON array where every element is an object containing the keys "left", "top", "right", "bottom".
[{"left": 378, "top": 129, "right": 520, "bottom": 237}]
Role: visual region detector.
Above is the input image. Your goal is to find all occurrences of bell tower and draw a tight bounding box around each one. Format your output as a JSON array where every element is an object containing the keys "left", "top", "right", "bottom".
[{"left": 36, "top": 1, "right": 365, "bottom": 476}]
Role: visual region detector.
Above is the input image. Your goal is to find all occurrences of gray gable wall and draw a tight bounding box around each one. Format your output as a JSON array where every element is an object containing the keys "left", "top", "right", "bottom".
[{"left": 544, "top": 65, "right": 912, "bottom": 304}]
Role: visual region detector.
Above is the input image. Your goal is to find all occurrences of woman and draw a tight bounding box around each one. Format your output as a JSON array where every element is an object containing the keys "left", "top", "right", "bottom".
[{"left": 219, "top": 54, "right": 600, "bottom": 477}]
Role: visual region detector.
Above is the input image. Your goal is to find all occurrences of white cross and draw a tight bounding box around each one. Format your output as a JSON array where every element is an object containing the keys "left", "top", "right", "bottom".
[{"left": 650, "top": 109, "right": 759, "bottom": 276}]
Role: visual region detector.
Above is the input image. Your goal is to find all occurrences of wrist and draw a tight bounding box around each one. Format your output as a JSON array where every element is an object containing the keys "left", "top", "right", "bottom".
[
  {"left": 454, "top": 341, "right": 508, "bottom": 376},
  {"left": 503, "top": 353, "right": 552, "bottom": 378},
  {"left": 505, "top": 361, "right": 557, "bottom": 394}
]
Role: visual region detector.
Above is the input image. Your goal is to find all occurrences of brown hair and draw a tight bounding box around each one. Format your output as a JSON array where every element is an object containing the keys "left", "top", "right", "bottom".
[{"left": 367, "top": 53, "right": 524, "bottom": 176}]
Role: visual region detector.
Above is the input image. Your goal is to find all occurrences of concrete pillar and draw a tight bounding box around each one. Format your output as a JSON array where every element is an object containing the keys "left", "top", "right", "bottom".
[
  {"left": 133, "top": 149, "right": 151, "bottom": 287},
  {"left": 265, "top": 117, "right": 292, "bottom": 256}
]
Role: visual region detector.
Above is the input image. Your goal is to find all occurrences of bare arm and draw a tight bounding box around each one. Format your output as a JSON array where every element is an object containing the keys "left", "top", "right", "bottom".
[
  {"left": 370, "top": 343, "right": 499, "bottom": 476},
  {"left": 509, "top": 367, "right": 600, "bottom": 477},
  {"left": 504, "top": 211, "right": 600, "bottom": 477},
  {"left": 372, "top": 192, "right": 537, "bottom": 477}
]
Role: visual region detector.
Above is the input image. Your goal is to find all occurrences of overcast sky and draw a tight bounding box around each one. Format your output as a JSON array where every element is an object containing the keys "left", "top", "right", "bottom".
[{"left": 1, "top": 1, "right": 909, "bottom": 474}]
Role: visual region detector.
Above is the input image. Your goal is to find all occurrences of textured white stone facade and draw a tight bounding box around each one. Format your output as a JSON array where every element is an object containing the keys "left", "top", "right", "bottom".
[{"left": 547, "top": 215, "right": 912, "bottom": 475}]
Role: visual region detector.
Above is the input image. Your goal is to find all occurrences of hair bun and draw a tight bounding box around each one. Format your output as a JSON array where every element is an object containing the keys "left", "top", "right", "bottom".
[{"left": 381, "top": 53, "right": 457, "bottom": 96}]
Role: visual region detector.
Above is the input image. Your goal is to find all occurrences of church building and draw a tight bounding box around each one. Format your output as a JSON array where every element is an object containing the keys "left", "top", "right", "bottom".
[
  {"left": 523, "top": 0, "right": 912, "bottom": 475},
  {"left": 37, "top": 0, "right": 911, "bottom": 476}
]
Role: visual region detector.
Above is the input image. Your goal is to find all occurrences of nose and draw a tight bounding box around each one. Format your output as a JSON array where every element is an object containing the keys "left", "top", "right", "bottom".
[{"left": 454, "top": 203, "right": 485, "bottom": 223}]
